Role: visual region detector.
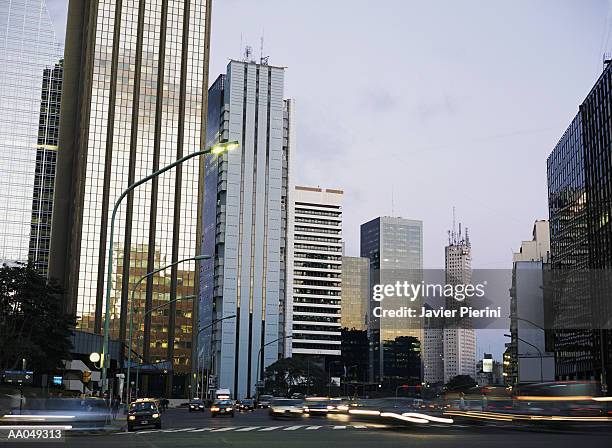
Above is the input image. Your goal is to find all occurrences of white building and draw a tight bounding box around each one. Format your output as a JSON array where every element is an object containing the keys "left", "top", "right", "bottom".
[
  {"left": 443, "top": 223, "right": 477, "bottom": 382},
  {"left": 200, "top": 59, "right": 294, "bottom": 399},
  {"left": 289, "top": 186, "right": 343, "bottom": 358}
]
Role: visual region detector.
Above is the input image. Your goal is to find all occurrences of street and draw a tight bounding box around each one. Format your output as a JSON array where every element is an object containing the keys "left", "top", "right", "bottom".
[{"left": 8, "top": 407, "right": 609, "bottom": 448}]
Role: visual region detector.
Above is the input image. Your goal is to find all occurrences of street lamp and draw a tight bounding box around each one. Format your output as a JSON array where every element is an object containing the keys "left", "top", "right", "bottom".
[
  {"left": 100, "top": 140, "right": 239, "bottom": 393},
  {"left": 125, "top": 255, "right": 210, "bottom": 405},
  {"left": 195, "top": 314, "right": 237, "bottom": 401},
  {"left": 256, "top": 336, "right": 292, "bottom": 396},
  {"left": 504, "top": 333, "right": 544, "bottom": 382},
  {"left": 132, "top": 294, "right": 197, "bottom": 405}
]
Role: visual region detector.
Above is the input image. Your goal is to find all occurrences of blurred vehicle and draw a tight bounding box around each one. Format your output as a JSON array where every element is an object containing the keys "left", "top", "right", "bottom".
[
  {"left": 210, "top": 399, "right": 235, "bottom": 417},
  {"left": 513, "top": 381, "right": 607, "bottom": 416},
  {"left": 269, "top": 399, "right": 304, "bottom": 418},
  {"left": 188, "top": 399, "right": 205, "bottom": 412},
  {"left": 237, "top": 399, "right": 255, "bottom": 412},
  {"left": 291, "top": 393, "right": 305, "bottom": 400},
  {"left": 128, "top": 398, "right": 162, "bottom": 431},
  {"left": 215, "top": 388, "right": 232, "bottom": 400},
  {"left": 257, "top": 394, "right": 273, "bottom": 408},
  {"left": 303, "top": 398, "right": 330, "bottom": 416}
]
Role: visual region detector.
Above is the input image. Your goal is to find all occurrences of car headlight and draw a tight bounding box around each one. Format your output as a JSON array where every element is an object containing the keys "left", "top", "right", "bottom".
[
  {"left": 152, "top": 413, "right": 160, "bottom": 419},
  {"left": 337, "top": 405, "right": 349, "bottom": 411},
  {"left": 303, "top": 407, "right": 309, "bottom": 412},
  {"left": 327, "top": 405, "right": 335, "bottom": 410},
  {"left": 211, "top": 407, "right": 219, "bottom": 411},
  {"left": 128, "top": 415, "right": 136, "bottom": 420},
  {"left": 227, "top": 407, "right": 233, "bottom": 411}
]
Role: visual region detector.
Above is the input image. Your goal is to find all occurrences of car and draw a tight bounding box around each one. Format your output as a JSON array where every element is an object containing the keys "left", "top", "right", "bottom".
[
  {"left": 303, "top": 398, "right": 330, "bottom": 416},
  {"left": 257, "top": 395, "right": 273, "bottom": 408},
  {"left": 269, "top": 399, "right": 304, "bottom": 418},
  {"left": 189, "top": 399, "right": 205, "bottom": 412},
  {"left": 237, "top": 399, "right": 255, "bottom": 412},
  {"left": 210, "top": 399, "right": 235, "bottom": 417},
  {"left": 127, "top": 398, "right": 162, "bottom": 431}
]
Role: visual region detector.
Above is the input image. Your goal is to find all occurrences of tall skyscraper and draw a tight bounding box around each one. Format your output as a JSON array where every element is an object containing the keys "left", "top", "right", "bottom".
[
  {"left": 423, "top": 303, "right": 444, "bottom": 384},
  {"left": 29, "top": 60, "right": 63, "bottom": 275},
  {"left": 547, "top": 60, "right": 612, "bottom": 392},
  {"left": 341, "top": 256, "right": 369, "bottom": 331},
  {"left": 49, "top": 0, "right": 213, "bottom": 397},
  {"left": 443, "top": 222, "right": 476, "bottom": 382},
  {"left": 200, "top": 59, "right": 294, "bottom": 399},
  {"left": 361, "top": 216, "right": 423, "bottom": 382},
  {"left": 0, "top": 0, "right": 62, "bottom": 264},
  {"left": 289, "top": 186, "right": 343, "bottom": 360}
]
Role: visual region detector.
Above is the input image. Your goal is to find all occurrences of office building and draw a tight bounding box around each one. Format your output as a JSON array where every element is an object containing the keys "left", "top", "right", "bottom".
[
  {"left": 443, "top": 222, "right": 476, "bottom": 382},
  {"left": 49, "top": 0, "right": 213, "bottom": 397},
  {"left": 476, "top": 353, "right": 504, "bottom": 386},
  {"left": 0, "top": 0, "right": 62, "bottom": 264},
  {"left": 200, "top": 59, "right": 294, "bottom": 399},
  {"left": 547, "top": 60, "right": 612, "bottom": 392},
  {"left": 340, "top": 256, "right": 369, "bottom": 331},
  {"left": 508, "top": 220, "right": 554, "bottom": 384},
  {"left": 29, "top": 60, "right": 63, "bottom": 275},
  {"left": 423, "top": 303, "right": 444, "bottom": 384},
  {"left": 360, "top": 216, "right": 423, "bottom": 382},
  {"left": 289, "top": 186, "right": 343, "bottom": 363}
]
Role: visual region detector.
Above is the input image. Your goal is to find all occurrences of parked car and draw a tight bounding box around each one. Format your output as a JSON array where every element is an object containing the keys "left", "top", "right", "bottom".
[
  {"left": 237, "top": 399, "right": 255, "bottom": 412},
  {"left": 189, "top": 399, "right": 205, "bottom": 412},
  {"left": 210, "top": 399, "right": 235, "bottom": 417},
  {"left": 128, "top": 398, "right": 162, "bottom": 431}
]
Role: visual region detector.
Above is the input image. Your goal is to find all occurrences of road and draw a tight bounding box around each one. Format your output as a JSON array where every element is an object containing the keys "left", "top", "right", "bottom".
[{"left": 6, "top": 408, "right": 612, "bottom": 447}]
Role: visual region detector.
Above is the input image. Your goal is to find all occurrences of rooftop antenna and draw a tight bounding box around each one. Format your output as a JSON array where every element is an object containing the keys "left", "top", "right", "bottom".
[
  {"left": 244, "top": 45, "right": 253, "bottom": 63},
  {"left": 391, "top": 185, "right": 395, "bottom": 217},
  {"left": 259, "top": 32, "right": 269, "bottom": 65},
  {"left": 604, "top": 52, "right": 612, "bottom": 70},
  {"left": 240, "top": 33, "right": 243, "bottom": 60},
  {"left": 452, "top": 206, "right": 456, "bottom": 244}
]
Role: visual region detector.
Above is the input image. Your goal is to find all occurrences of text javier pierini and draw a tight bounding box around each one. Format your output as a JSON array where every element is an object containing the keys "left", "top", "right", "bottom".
[{"left": 372, "top": 305, "right": 501, "bottom": 318}]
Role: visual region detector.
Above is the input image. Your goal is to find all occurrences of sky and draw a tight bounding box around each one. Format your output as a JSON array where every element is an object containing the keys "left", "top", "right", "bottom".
[{"left": 46, "top": 0, "right": 612, "bottom": 360}]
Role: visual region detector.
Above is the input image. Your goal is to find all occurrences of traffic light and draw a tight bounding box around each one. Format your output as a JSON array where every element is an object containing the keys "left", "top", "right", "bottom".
[{"left": 82, "top": 371, "right": 92, "bottom": 383}]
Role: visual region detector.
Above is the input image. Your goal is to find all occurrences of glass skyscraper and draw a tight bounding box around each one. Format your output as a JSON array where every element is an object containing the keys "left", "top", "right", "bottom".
[
  {"left": 0, "top": 0, "right": 62, "bottom": 264},
  {"left": 341, "top": 256, "right": 369, "bottom": 331},
  {"left": 201, "top": 59, "right": 294, "bottom": 399},
  {"left": 49, "top": 0, "right": 212, "bottom": 397}
]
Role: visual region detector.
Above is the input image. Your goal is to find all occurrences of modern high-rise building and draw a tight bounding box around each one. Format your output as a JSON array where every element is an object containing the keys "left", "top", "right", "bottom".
[
  {"left": 29, "top": 59, "right": 63, "bottom": 275},
  {"left": 547, "top": 60, "right": 612, "bottom": 393},
  {"left": 360, "top": 216, "right": 423, "bottom": 382},
  {"left": 49, "top": 0, "right": 213, "bottom": 397},
  {"left": 0, "top": 0, "right": 62, "bottom": 264},
  {"left": 200, "top": 59, "right": 294, "bottom": 399},
  {"left": 507, "top": 220, "right": 554, "bottom": 385},
  {"left": 443, "top": 223, "right": 476, "bottom": 382},
  {"left": 341, "top": 256, "right": 369, "bottom": 331},
  {"left": 289, "top": 186, "right": 343, "bottom": 360}
]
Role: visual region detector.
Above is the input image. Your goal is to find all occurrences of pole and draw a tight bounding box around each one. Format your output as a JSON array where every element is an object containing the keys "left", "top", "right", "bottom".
[
  {"left": 101, "top": 141, "right": 238, "bottom": 393},
  {"left": 516, "top": 336, "right": 544, "bottom": 383},
  {"left": 256, "top": 336, "right": 292, "bottom": 397}
]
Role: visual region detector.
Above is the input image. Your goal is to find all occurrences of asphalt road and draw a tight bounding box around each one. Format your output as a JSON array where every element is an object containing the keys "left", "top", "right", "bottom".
[{"left": 6, "top": 408, "right": 612, "bottom": 448}]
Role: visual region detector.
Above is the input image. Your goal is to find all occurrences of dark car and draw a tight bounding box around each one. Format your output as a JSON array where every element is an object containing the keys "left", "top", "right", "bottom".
[
  {"left": 257, "top": 395, "right": 273, "bottom": 408},
  {"left": 128, "top": 399, "right": 162, "bottom": 431},
  {"left": 237, "top": 399, "right": 255, "bottom": 412},
  {"left": 210, "top": 399, "right": 235, "bottom": 417},
  {"left": 189, "top": 399, "right": 205, "bottom": 412}
]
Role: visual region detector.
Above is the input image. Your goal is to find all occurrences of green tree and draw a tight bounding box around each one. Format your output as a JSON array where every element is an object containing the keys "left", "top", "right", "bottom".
[
  {"left": 0, "top": 264, "right": 75, "bottom": 373},
  {"left": 264, "top": 357, "right": 327, "bottom": 396},
  {"left": 445, "top": 374, "right": 477, "bottom": 391}
]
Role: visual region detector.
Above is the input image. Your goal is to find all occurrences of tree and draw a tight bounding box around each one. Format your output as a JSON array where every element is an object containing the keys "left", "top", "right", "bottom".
[
  {"left": 445, "top": 374, "right": 477, "bottom": 391},
  {"left": 0, "top": 263, "right": 75, "bottom": 373},
  {"left": 264, "top": 357, "right": 327, "bottom": 396}
]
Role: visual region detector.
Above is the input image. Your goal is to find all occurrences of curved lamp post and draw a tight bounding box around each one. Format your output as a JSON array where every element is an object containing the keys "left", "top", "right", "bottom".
[
  {"left": 256, "top": 335, "right": 292, "bottom": 397},
  {"left": 100, "top": 140, "right": 239, "bottom": 393},
  {"left": 126, "top": 254, "right": 210, "bottom": 404}
]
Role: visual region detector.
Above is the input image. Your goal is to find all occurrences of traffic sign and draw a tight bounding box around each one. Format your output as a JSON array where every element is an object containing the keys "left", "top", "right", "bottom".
[{"left": 2, "top": 370, "right": 34, "bottom": 384}]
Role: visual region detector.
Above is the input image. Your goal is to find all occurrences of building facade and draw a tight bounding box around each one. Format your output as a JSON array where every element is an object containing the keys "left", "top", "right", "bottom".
[
  {"left": 290, "top": 186, "right": 343, "bottom": 360},
  {"left": 29, "top": 60, "right": 63, "bottom": 275},
  {"left": 547, "top": 61, "right": 612, "bottom": 392},
  {"left": 360, "top": 216, "right": 423, "bottom": 382},
  {"left": 443, "top": 224, "right": 476, "bottom": 383},
  {"left": 200, "top": 59, "right": 294, "bottom": 399},
  {"left": 340, "top": 256, "right": 369, "bottom": 331},
  {"left": 49, "top": 0, "right": 213, "bottom": 397},
  {"left": 0, "top": 0, "right": 62, "bottom": 264}
]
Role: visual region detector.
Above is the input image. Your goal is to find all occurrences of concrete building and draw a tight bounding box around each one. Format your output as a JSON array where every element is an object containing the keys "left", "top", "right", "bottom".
[
  {"left": 200, "top": 59, "right": 294, "bottom": 399},
  {"left": 49, "top": 0, "right": 213, "bottom": 397},
  {"left": 508, "top": 220, "right": 555, "bottom": 384},
  {"left": 0, "top": 0, "right": 62, "bottom": 265},
  {"left": 423, "top": 304, "right": 444, "bottom": 384},
  {"left": 341, "top": 256, "right": 369, "bottom": 331},
  {"left": 443, "top": 223, "right": 477, "bottom": 383},
  {"left": 289, "top": 186, "right": 343, "bottom": 360},
  {"left": 360, "top": 216, "right": 423, "bottom": 382}
]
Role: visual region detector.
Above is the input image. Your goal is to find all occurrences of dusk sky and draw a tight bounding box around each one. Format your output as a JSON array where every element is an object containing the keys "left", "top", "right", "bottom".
[{"left": 46, "top": 1, "right": 612, "bottom": 358}]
